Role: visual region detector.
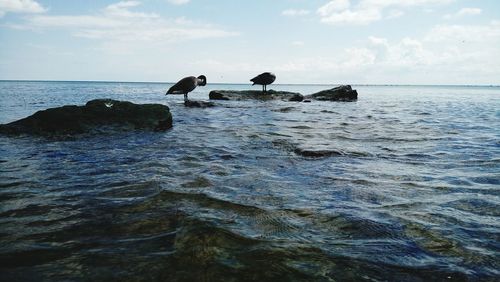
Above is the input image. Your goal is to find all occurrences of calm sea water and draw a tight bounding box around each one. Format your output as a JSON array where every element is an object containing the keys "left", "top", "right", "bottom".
[{"left": 0, "top": 81, "right": 499, "bottom": 281}]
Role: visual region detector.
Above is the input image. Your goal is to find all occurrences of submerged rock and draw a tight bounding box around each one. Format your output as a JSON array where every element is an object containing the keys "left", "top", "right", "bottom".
[
  {"left": 0, "top": 99, "right": 172, "bottom": 136},
  {"left": 306, "top": 85, "right": 358, "bottom": 101},
  {"left": 184, "top": 100, "right": 215, "bottom": 108},
  {"left": 294, "top": 148, "right": 343, "bottom": 158},
  {"left": 209, "top": 90, "right": 303, "bottom": 101}
]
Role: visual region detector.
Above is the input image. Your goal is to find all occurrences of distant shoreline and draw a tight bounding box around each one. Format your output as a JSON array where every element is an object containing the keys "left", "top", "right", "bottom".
[{"left": 0, "top": 79, "right": 498, "bottom": 88}]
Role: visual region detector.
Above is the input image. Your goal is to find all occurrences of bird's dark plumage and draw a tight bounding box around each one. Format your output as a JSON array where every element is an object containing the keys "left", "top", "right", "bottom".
[
  {"left": 250, "top": 72, "right": 276, "bottom": 92},
  {"left": 166, "top": 75, "right": 207, "bottom": 102}
]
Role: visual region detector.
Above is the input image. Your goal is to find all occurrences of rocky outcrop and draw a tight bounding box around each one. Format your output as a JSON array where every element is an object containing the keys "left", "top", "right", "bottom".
[
  {"left": 0, "top": 99, "right": 172, "bottom": 136},
  {"left": 209, "top": 85, "right": 357, "bottom": 102},
  {"left": 306, "top": 85, "right": 357, "bottom": 101},
  {"left": 209, "top": 90, "right": 304, "bottom": 102}
]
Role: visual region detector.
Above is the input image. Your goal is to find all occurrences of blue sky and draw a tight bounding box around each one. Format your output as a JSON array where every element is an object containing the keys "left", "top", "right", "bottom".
[{"left": 1, "top": 0, "right": 499, "bottom": 84}]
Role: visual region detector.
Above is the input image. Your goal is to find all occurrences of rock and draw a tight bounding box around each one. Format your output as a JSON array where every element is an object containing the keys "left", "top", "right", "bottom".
[
  {"left": 306, "top": 85, "right": 357, "bottom": 101},
  {"left": 208, "top": 91, "right": 230, "bottom": 100},
  {"left": 289, "top": 93, "right": 304, "bottom": 102},
  {"left": 184, "top": 100, "right": 215, "bottom": 108},
  {"left": 294, "top": 148, "right": 343, "bottom": 158},
  {"left": 0, "top": 99, "right": 172, "bottom": 136},
  {"left": 209, "top": 90, "right": 303, "bottom": 101},
  {"left": 209, "top": 85, "right": 358, "bottom": 102}
]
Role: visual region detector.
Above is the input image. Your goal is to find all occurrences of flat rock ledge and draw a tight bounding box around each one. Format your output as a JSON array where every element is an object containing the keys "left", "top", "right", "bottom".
[
  {"left": 209, "top": 85, "right": 357, "bottom": 102},
  {"left": 209, "top": 89, "right": 303, "bottom": 102},
  {"left": 0, "top": 99, "right": 172, "bottom": 136}
]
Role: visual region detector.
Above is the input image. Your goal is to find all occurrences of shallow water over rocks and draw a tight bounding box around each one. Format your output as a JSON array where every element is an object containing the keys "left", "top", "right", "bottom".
[{"left": 1, "top": 81, "right": 499, "bottom": 281}]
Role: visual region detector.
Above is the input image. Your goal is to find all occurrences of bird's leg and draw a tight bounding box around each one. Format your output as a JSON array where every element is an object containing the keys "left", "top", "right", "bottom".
[{"left": 184, "top": 93, "right": 188, "bottom": 102}]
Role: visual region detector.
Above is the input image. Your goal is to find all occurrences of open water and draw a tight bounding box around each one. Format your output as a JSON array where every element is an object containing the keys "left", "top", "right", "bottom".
[{"left": 0, "top": 81, "right": 499, "bottom": 281}]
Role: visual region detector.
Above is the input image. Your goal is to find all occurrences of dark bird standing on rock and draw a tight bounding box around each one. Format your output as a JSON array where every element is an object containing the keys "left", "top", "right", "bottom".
[
  {"left": 251, "top": 72, "right": 276, "bottom": 92},
  {"left": 166, "top": 75, "right": 207, "bottom": 102}
]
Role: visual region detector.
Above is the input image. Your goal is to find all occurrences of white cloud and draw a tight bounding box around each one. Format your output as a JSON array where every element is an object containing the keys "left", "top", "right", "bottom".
[
  {"left": 166, "top": 0, "right": 190, "bottom": 5},
  {"left": 22, "top": 1, "right": 237, "bottom": 43},
  {"left": 456, "top": 7, "right": 481, "bottom": 16},
  {"left": 368, "top": 35, "right": 388, "bottom": 45},
  {"left": 319, "top": 7, "right": 382, "bottom": 25},
  {"left": 282, "top": 9, "right": 310, "bottom": 17},
  {"left": 343, "top": 47, "right": 377, "bottom": 67},
  {"left": 263, "top": 20, "right": 500, "bottom": 84},
  {"left": 363, "top": 21, "right": 500, "bottom": 82},
  {"left": 425, "top": 21, "right": 500, "bottom": 42},
  {"left": 386, "top": 9, "right": 404, "bottom": 19},
  {"left": 106, "top": 1, "right": 158, "bottom": 18},
  {"left": 317, "top": 0, "right": 350, "bottom": 16},
  {"left": 317, "top": 0, "right": 453, "bottom": 25},
  {"left": 369, "top": 36, "right": 436, "bottom": 67},
  {"left": 444, "top": 7, "right": 481, "bottom": 19},
  {"left": 291, "top": 40, "right": 305, "bottom": 46},
  {"left": 0, "top": 0, "right": 45, "bottom": 17},
  {"left": 163, "top": 21, "right": 500, "bottom": 84},
  {"left": 83, "top": 18, "right": 500, "bottom": 84}
]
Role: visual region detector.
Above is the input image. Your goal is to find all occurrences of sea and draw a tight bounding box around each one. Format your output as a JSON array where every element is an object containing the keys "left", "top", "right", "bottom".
[{"left": 0, "top": 81, "right": 499, "bottom": 281}]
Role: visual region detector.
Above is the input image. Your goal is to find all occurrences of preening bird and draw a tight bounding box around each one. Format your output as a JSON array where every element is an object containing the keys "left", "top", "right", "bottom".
[
  {"left": 166, "top": 75, "right": 207, "bottom": 102},
  {"left": 250, "top": 72, "right": 276, "bottom": 92}
]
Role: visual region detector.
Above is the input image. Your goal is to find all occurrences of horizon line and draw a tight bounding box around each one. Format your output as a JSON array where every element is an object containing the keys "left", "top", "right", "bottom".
[{"left": 0, "top": 79, "right": 499, "bottom": 88}]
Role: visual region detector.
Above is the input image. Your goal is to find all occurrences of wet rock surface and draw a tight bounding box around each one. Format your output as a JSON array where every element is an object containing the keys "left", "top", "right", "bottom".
[
  {"left": 184, "top": 100, "right": 216, "bottom": 108},
  {"left": 294, "top": 148, "right": 344, "bottom": 158},
  {"left": 209, "top": 85, "right": 358, "bottom": 102},
  {"left": 0, "top": 99, "right": 172, "bottom": 136},
  {"left": 209, "top": 90, "right": 303, "bottom": 101},
  {"left": 306, "top": 85, "right": 358, "bottom": 101}
]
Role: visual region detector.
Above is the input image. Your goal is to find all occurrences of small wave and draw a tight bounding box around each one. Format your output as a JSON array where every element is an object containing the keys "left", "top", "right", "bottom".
[
  {"left": 181, "top": 176, "right": 213, "bottom": 188},
  {"left": 403, "top": 222, "right": 464, "bottom": 257},
  {"left": 295, "top": 148, "right": 372, "bottom": 158},
  {"left": 320, "top": 110, "right": 339, "bottom": 114},
  {"left": 445, "top": 198, "right": 500, "bottom": 217},
  {"left": 403, "top": 153, "right": 437, "bottom": 159},
  {"left": 272, "top": 106, "right": 296, "bottom": 113},
  {"left": 324, "top": 176, "right": 378, "bottom": 186},
  {"left": 0, "top": 204, "right": 56, "bottom": 218},
  {"left": 0, "top": 180, "right": 36, "bottom": 188},
  {"left": 469, "top": 176, "right": 500, "bottom": 185},
  {"left": 249, "top": 210, "right": 302, "bottom": 240},
  {"left": 289, "top": 125, "right": 313, "bottom": 129},
  {"left": 98, "top": 181, "right": 161, "bottom": 199}
]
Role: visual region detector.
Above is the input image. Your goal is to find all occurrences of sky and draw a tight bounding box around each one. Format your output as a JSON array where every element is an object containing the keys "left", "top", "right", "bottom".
[{"left": 0, "top": 0, "right": 499, "bottom": 84}]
